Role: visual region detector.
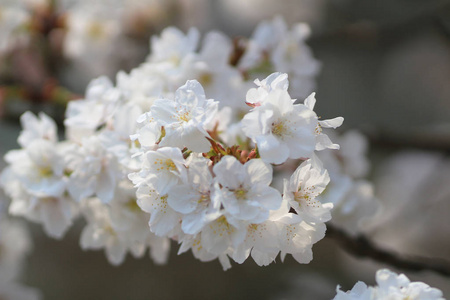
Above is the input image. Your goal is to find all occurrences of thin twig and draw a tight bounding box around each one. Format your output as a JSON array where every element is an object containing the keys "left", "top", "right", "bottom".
[{"left": 326, "top": 224, "right": 450, "bottom": 277}]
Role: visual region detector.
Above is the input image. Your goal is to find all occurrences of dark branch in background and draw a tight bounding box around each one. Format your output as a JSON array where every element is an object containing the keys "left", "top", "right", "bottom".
[
  {"left": 366, "top": 130, "right": 450, "bottom": 153},
  {"left": 326, "top": 224, "right": 450, "bottom": 277},
  {"left": 308, "top": 0, "right": 450, "bottom": 46}
]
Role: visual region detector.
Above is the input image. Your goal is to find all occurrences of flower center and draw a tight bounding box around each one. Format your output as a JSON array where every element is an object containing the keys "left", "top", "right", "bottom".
[
  {"left": 285, "top": 41, "right": 298, "bottom": 60},
  {"left": 294, "top": 186, "right": 321, "bottom": 208},
  {"left": 176, "top": 109, "right": 191, "bottom": 122},
  {"left": 88, "top": 21, "right": 105, "bottom": 39},
  {"left": 154, "top": 158, "right": 176, "bottom": 171},
  {"left": 39, "top": 166, "right": 53, "bottom": 178},
  {"left": 234, "top": 188, "right": 247, "bottom": 200},
  {"left": 169, "top": 54, "right": 181, "bottom": 66},
  {"left": 272, "top": 121, "right": 287, "bottom": 137},
  {"left": 197, "top": 192, "right": 210, "bottom": 206},
  {"left": 199, "top": 72, "right": 213, "bottom": 87},
  {"left": 126, "top": 198, "right": 141, "bottom": 212},
  {"left": 314, "top": 124, "right": 322, "bottom": 135}
]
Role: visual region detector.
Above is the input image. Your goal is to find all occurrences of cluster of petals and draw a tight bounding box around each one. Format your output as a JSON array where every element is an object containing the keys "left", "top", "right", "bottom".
[
  {"left": 1, "top": 112, "right": 77, "bottom": 239},
  {"left": 333, "top": 269, "right": 445, "bottom": 300},
  {"left": 128, "top": 74, "right": 338, "bottom": 268},
  {"left": 238, "top": 16, "right": 321, "bottom": 98},
  {"left": 1, "top": 84, "right": 169, "bottom": 266},
  {"left": 317, "top": 130, "right": 380, "bottom": 235},
  {"left": 1, "top": 18, "right": 340, "bottom": 269},
  {"left": 130, "top": 148, "right": 332, "bottom": 269},
  {"left": 242, "top": 72, "right": 343, "bottom": 164}
]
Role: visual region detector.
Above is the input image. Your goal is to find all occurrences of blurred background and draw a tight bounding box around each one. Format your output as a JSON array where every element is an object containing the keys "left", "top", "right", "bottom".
[{"left": 1, "top": 0, "right": 450, "bottom": 299}]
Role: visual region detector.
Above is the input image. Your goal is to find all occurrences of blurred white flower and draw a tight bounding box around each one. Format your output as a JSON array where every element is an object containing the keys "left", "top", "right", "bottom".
[{"left": 333, "top": 269, "right": 445, "bottom": 300}]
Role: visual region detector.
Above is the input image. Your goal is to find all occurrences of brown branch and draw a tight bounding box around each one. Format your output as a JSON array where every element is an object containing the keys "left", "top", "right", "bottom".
[
  {"left": 366, "top": 130, "right": 450, "bottom": 153},
  {"left": 308, "top": 0, "right": 450, "bottom": 47},
  {"left": 326, "top": 224, "right": 450, "bottom": 277}
]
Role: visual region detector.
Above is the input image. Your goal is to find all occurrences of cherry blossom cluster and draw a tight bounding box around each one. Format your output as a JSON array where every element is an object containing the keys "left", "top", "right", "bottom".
[
  {"left": 62, "top": 0, "right": 178, "bottom": 82},
  {"left": 1, "top": 18, "right": 347, "bottom": 268},
  {"left": 333, "top": 269, "right": 445, "bottom": 300},
  {"left": 128, "top": 75, "right": 343, "bottom": 269},
  {"left": 316, "top": 130, "right": 380, "bottom": 235},
  {"left": 0, "top": 0, "right": 177, "bottom": 85}
]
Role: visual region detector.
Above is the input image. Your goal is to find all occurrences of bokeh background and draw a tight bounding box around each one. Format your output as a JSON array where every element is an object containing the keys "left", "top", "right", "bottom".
[{"left": 1, "top": 0, "right": 450, "bottom": 299}]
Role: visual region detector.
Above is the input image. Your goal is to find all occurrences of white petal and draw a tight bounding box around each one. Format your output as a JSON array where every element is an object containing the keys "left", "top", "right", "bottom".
[
  {"left": 256, "top": 135, "right": 289, "bottom": 164},
  {"left": 319, "top": 117, "right": 344, "bottom": 129},
  {"left": 304, "top": 93, "right": 316, "bottom": 110},
  {"left": 245, "top": 159, "right": 273, "bottom": 186},
  {"left": 167, "top": 185, "right": 199, "bottom": 214}
]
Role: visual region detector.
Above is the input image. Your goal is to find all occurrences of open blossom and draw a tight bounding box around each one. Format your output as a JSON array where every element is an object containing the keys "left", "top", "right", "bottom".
[
  {"left": 304, "top": 93, "right": 344, "bottom": 151},
  {"left": 317, "top": 131, "right": 379, "bottom": 235},
  {"left": 79, "top": 180, "right": 171, "bottom": 266},
  {"left": 148, "top": 80, "right": 218, "bottom": 152},
  {"left": 277, "top": 215, "right": 326, "bottom": 264},
  {"left": 167, "top": 156, "right": 221, "bottom": 235},
  {"left": 241, "top": 87, "right": 317, "bottom": 164},
  {"left": 64, "top": 4, "right": 122, "bottom": 61},
  {"left": 135, "top": 185, "right": 180, "bottom": 237},
  {"left": 129, "top": 147, "right": 186, "bottom": 237},
  {"left": 65, "top": 76, "right": 122, "bottom": 142},
  {"left": 129, "top": 147, "right": 185, "bottom": 194},
  {"left": 231, "top": 221, "right": 280, "bottom": 266},
  {"left": 1, "top": 139, "right": 78, "bottom": 239},
  {"left": 245, "top": 72, "right": 289, "bottom": 107},
  {"left": 177, "top": 232, "right": 233, "bottom": 270},
  {"left": 283, "top": 157, "right": 333, "bottom": 223},
  {"left": 213, "top": 156, "right": 282, "bottom": 223},
  {"left": 67, "top": 136, "right": 122, "bottom": 204},
  {"left": 80, "top": 197, "right": 138, "bottom": 265},
  {"left": 17, "top": 112, "right": 58, "bottom": 147},
  {"left": 183, "top": 31, "right": 248, "bottom": 110},
  {"left": 239, "top": 16, "right": 320, "bottom": 98},
  {"left": 333, "top": 269, "right": 445, "bottom": 300},
  {"left": 242, "top": 73, "right": 342, "bottom": 164},
  {"left": 149, "top": 26, "right": 200, "bottom": 64}
]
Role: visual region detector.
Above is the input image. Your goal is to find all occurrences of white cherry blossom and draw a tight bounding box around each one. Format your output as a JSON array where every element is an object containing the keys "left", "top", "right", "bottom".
[
  {"left": 213, "top": 156, "right": 282, "bottom": 223},
  {"left": 149, "top": 27, "right": 199, "bottom": 65},
  {"left": 67, "top": 136, "right": 122, "bottom": 204},
  {"left": 245, "top": 72, "right": 289, "bottom": 107},
  {"left": 283, "top": 158, "right": 333, "bottom": 223},
  {"left": 18, "top": 112, "right": 58, "bottom": 147},
  {"left": 129, "top": 147, "right": 185, "bottom": 195},
  {"left": 304, "top": 93, "right": 344, "bottom": 151},
  {"left": 150, "top": 80, "right": 218, "bottom": 152},
  {"left": 167, "top": 156, "right": 221, "bottom": 235},
  {"left": 135, "top": 185, "right": 180, "bottom": 237},
  {"left": 242, "top": 88, "right": 317, "bottom": 164},
  {"left": 333, "top": 269, "right": 445, "bottom": 300}
]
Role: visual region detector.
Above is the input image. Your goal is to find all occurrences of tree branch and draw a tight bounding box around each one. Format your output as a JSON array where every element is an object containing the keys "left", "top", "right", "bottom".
[{"left": 326, "top": 224, "right": 450, "bottom": 277}]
